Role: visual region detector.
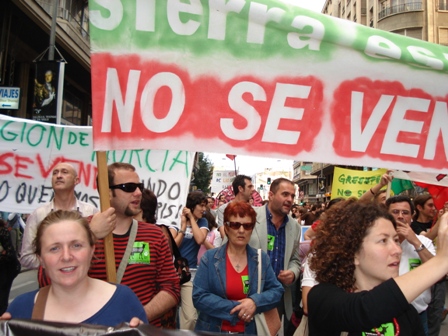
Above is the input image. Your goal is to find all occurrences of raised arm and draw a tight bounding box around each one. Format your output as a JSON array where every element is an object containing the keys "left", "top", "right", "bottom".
[
  {"left": 394, "top": 212, "right": 448, "bottom": 303},
  {"left": 358, "top": 173, "right": 393, "bottom": 203}
]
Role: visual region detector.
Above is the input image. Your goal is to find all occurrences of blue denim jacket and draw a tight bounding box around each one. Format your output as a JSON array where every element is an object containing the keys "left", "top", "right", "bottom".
[{"left": 193, "top": 243, "right": 284, "bottom": 334}]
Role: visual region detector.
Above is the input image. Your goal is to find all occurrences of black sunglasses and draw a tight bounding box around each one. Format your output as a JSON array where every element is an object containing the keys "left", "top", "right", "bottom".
[
  {"left": 225, "top": 221, "right": 255, "bottom": 231},
  {"left": 110, "top": 182, "right": 144, "bottom": 193}
]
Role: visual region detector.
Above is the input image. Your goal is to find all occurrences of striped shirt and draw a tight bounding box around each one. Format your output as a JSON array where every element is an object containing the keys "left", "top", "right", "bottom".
[{"left": 89, "top": 221, "right": 180, "bottom": 327}]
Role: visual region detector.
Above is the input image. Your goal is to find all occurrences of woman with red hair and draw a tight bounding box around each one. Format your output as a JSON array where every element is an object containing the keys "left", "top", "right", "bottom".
[{"left": 193, "top": 201, "right": 283, "bottom": 334}]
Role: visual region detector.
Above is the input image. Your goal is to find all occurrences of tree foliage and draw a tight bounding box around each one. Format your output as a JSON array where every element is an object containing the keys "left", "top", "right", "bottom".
[{"left": 192, "top": 152, "right": 214, "bottom": 193}]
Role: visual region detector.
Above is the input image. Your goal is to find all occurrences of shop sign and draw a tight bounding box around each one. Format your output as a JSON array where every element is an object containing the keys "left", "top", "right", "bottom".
[{"left": 0, "top": 87, "right": 20, "bottom": 109}]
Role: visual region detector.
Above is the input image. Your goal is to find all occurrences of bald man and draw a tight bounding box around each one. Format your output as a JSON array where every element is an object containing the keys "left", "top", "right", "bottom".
[{"left": 20, "top": 162, "right": 111, "bottom": 269}]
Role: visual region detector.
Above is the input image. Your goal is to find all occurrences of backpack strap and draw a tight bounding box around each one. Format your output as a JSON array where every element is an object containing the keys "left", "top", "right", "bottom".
[
  {"left": 31, "top": 285, "right": 51, "bottom": 320},
  {"left": 116, "top": 219, "right": 138, "bottom": 284}
]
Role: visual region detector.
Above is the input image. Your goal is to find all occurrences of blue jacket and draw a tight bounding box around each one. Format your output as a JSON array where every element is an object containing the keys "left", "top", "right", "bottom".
[{"left": 193, "top": 243, "right": 284, "bottom": 334}]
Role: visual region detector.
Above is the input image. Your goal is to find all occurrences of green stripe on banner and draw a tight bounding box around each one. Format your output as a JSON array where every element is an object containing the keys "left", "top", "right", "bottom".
[{"left": 88, "top": 0, "right": 448, "bottom": 72}]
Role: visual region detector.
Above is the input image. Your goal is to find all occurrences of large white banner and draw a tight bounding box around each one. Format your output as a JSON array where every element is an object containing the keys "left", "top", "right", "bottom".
[
  {"left": 0, "top": 115, "right": 194, "bottom": 226},
  {"left": 89, "top": 0, "right": 448, "bottom": 174}
]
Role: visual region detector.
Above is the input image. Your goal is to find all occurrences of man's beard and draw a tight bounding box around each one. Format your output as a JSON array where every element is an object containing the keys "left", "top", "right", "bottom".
[{"left": 125, "top": 206, "right": 139, "bottom": 217}]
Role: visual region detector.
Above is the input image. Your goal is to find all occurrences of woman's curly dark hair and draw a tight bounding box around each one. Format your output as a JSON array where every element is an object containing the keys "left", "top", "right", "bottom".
[{"left": 309, "top": 198, "right": 396, "bottom": 292}]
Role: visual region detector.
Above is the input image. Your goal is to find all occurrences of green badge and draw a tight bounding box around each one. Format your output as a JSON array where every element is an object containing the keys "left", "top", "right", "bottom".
[
  {"left": 409, "top": 258, "right": 421, "bottom": 270},
  {"left": 242, "top": 275, "right": 250, "bottom": 294},
  {"left": 267, "top": 235, "right": 275, "bottom": 251},
  {"left": 129, "top": 242, "right": 150, "bottom": 264},
  {"left": 362, "top": 321, "right": 394, "bottom": 335}
]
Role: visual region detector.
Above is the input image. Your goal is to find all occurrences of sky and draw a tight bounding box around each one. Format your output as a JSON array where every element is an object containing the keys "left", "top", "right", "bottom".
[{"left": 205, "top": 0, "right": 326, "bottom": 176}]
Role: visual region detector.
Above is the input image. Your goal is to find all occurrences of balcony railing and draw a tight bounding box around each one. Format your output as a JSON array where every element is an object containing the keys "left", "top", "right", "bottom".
[
  {"left": 378, "top": 2, "right": 422, "bottom": 20},
  {"left": 35, "top": 0, "right": 89, "bottom": 41}
]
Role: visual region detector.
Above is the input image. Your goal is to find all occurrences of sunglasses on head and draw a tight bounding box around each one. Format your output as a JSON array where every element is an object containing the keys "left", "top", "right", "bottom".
[
  {"left": 110, "top": 182, "right": 144, "bottom": 193},
  {"left": 225, "top": 221, "right": 255, "bottom": 231}
]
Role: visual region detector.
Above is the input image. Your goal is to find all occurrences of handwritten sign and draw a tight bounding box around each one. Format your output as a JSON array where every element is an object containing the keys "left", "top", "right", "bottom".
[
  {"left": 331, "top": 167, "right": 388, "bottom": 199},
  {"left": 0, "top": 115, "right": 194, "bottom": 226},
  {"left": 89, "top": 0, "right": 448, "bottom": 174}
]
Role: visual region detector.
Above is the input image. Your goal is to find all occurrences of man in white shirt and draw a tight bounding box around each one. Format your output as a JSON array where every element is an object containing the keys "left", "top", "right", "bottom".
[
  {"left": 386, "top": 195, "right": 435, "bottom": 334},
  {"left": 20, "top": 162, "right": 114, "bottom": 269}
]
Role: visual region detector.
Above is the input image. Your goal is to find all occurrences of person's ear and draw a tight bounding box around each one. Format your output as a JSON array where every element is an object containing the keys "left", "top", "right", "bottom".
[
  {"left": 354, "top": 253, "right": 360, "bottom": 266},
  {"left": 38, "top": 255, "right": 46, "bottom": 269}
]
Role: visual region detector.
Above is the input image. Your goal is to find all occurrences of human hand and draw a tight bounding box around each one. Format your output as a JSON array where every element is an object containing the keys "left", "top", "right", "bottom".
[
  {"left": 129, "top": 317, "right": 144, "bottom": 327},
  {"left": 436, "top": 213, "right": 448, "bottom": 257},
  {"left": 89, "top": 207, "right": 116, "bottom": 239},
  {"left": 380, "top": 172, "right": 393, "bottom": 187},
  {"left": 395, "top": 220, "right": 417, "bottom": 245},
  {"left": 0, "top": 312, "right": 11, "bottom": 320},
  {"left": 230, "top": 298, "right": 256, "bottom": 322},
  {"left": 278, "top": 270, "right": 295, "bottom": 285},
  {"left": 182, "top": 207, "right": 192, "bottom": 219}
]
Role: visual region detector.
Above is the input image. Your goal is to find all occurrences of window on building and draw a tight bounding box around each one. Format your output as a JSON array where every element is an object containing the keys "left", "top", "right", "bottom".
[
  {"left": 62, "top": 90, "right": 83, "bottom": 125},
  {"left": 439, "top": 28, "right": 448, "bottom": 45}
]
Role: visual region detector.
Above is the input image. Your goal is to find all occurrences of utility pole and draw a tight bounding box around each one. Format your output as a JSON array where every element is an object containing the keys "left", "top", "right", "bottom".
[{"left": 48, "top": 0, "right": 58, "bottom": 61}]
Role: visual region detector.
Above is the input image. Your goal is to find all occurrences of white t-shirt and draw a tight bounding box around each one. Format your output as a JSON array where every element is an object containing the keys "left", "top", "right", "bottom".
[
  {"left": 399, "top": 235, "right": 435, "bottom": 313},
  {"left": 301, "top": 256, "right": 319, "bottom": 288}
]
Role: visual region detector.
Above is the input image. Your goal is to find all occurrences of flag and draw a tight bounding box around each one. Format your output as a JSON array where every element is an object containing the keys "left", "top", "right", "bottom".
[
  {"left": 413, "top": 182, "right": 448, "bottom": 210},
  {"left": 391, "top": 179, "right": 414, "bottom": 195},
  {"left": 226, "top": 155, "right": 236, "bottom": 161}
]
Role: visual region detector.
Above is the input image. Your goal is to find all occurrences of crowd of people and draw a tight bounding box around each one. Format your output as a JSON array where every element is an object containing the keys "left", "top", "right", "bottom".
[{"left": 1, "top": 165, "right": 448, "bottom": 336}]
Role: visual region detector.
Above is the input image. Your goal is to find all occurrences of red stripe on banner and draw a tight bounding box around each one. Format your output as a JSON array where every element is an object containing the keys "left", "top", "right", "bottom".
[
  {"left": 91, "top": 54, "right": 448, "bottom": 171},
  {"left": 332, "top": 78, "right": 448, "bottom": 169},
  {"left": 91, "top": 54, "right": 324, "bottom": 156}
]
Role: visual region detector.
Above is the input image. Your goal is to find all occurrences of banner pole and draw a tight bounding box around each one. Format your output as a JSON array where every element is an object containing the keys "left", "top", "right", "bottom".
[
  {"left": 386, "top": 181, "right": 392, "bottom": 199},
  {"left": 96, "top": 151, "right": 117, "bottom": 283}
]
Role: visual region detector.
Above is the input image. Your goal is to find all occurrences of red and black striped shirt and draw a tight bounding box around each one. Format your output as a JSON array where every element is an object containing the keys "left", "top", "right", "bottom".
[{"left": 89, "top": 222, "right": 180, "bottom": 327}]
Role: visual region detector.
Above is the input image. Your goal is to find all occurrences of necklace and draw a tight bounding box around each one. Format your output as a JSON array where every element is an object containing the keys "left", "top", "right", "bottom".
[
  {"left": 235, "top": 263, "right": 241, "bottom": 271},
  {"left": 228, "top": 252, "right": 246, "bottom": 272},
  {"left": 232, "top": 256, "right": 246, "bottom": 271},
  {"left": 373, "top": 318, "right": 399, "bottom": 336}
]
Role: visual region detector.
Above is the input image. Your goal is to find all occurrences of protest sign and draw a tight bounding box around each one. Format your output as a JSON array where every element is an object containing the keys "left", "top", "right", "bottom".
[
  {"left": 0, "top": 115, "right": 194, "bottom": 227},
  {"left": 331, "top": 167, "right": 388, "bottom": 199},
  {"left": 210, "top": 170, "right": 236, "bottom": 195},
  {"left": 89, "top": 0, "right": 448, "bottom": 174}
]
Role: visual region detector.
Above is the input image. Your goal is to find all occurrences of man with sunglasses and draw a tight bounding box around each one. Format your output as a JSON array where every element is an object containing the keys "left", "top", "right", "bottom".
[
  {"left": 248, "top": 177, "right": 301, "bottom": 329},
  {"left": 20, "top": 162, "right": 105, "bottom": 269},
  {"left": 386, "top": 195, "right": 436, "bottom": 335},
  {"left": 88, "top": 162, "right": 180, "bottom": 328}
]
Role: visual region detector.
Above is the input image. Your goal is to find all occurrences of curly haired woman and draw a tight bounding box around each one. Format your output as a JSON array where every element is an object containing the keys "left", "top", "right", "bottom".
[{"left": 307, "top": 199, "right": 448, "bottom": 336}]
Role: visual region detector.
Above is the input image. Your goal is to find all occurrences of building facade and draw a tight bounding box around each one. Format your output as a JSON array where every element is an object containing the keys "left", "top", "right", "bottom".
[
  {"left": 322, "top": 0, "right": 448, "bottom": 45},
  {"left": 1, "top": 0, "right": 92, "bottom": 125},
  {"left": 292, "top": 0, "right": 447, "bottom": 204}
]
